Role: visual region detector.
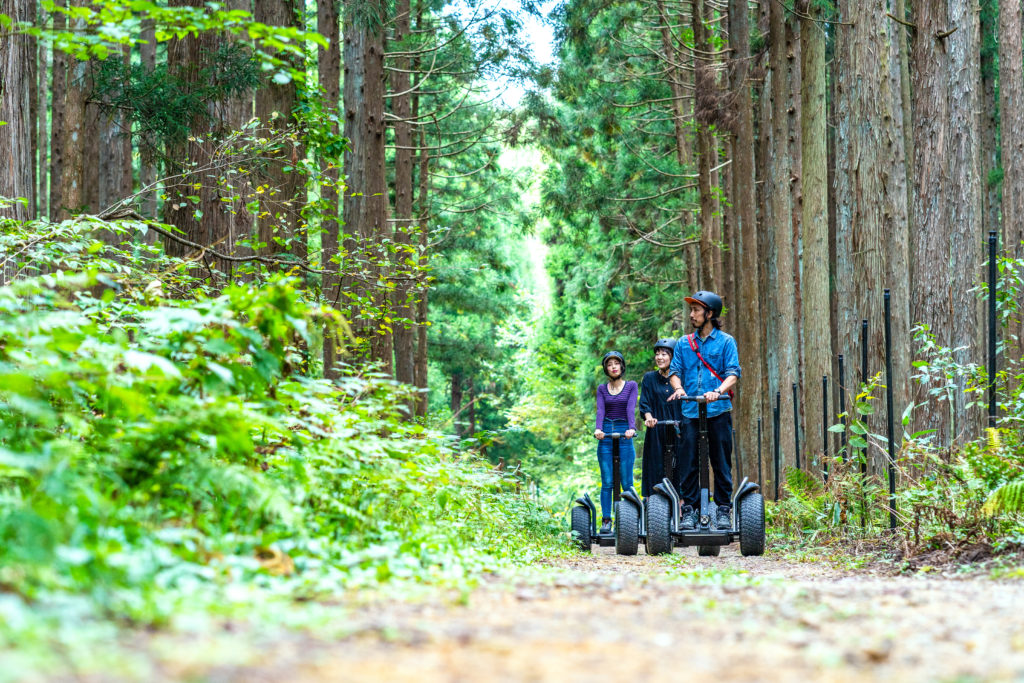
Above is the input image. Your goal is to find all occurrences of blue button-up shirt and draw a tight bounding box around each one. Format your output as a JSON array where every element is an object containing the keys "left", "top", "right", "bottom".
[{"left": 668, "top": 328, "right": 742, "bottom": 419}]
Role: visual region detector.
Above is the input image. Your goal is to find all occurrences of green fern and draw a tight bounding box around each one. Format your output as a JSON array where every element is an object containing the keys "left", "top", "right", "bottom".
[
  {"left": 983, "top": 479, "right": 1024, "bottom": 516},
  {"left": 784, "top": 467, "right": 823, "bottom": 507}
]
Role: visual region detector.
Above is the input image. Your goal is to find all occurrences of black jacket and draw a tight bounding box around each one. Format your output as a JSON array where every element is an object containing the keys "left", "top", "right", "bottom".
[{"left": 638, "top": 370, "right": 687, "bottom": 497}]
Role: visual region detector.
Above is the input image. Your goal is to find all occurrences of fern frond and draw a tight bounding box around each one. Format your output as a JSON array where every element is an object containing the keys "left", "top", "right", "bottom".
[
  {"left": 784, "top": 467, "right": 823, "bottom": 506},
  {"left": 986, "top": 427, "right": 1002, "bottom": 455},
  {"left": 983, "top": 479, "right": 1024, "bottom": 516}
]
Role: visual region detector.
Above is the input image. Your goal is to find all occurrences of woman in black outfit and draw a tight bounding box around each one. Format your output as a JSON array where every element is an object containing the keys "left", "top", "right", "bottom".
[{"left": 639, "top": 338, "right": 686, "bottom": 498}]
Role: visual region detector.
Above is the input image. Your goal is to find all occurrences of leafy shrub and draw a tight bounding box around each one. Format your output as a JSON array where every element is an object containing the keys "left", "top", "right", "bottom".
[{"left": 0, "top": 223, "right": 565, "bottom": 628}]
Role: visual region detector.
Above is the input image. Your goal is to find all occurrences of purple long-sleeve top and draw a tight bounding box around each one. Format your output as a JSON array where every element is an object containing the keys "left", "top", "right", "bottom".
[{"left": 595, "top": 381, "right": 638, "bottom": 430}]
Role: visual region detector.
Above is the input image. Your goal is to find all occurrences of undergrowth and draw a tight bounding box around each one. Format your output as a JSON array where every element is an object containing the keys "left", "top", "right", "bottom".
[{"left": 0, "top": 218, "right": 567, "bottom": 672}]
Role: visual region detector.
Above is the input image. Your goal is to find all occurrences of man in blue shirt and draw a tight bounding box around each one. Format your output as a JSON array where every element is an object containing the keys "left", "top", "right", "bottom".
[{"left": 667, "top": 290, "right": 742, "bottom": 531}]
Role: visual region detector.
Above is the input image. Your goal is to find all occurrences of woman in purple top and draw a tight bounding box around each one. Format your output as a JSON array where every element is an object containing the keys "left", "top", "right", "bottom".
[{"left": 594, "top": 351, "right": 638, "bottom": 534}]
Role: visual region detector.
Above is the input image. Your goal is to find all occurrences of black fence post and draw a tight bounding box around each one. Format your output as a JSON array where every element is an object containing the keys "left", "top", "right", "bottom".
[
  {"left": 822, "top": 375, "right": 829, "bottom": 483},
  {"left": 757, "top": 417, "right": 763, "bottom": 485},
  {"left": 774, "top": 391, "right": 781, "bottom": 500},
  {"left": 838, "top": 354, "right": 847, "bottom": 459},
  {"left": 734, "top": 428, "right": 741, "bottom": 482},
  {"left": 792, "top": 382, "right": 801, "bottom": 470},
  {"left": 860, "top": 319, "right": 869, "bottom": 480},
  {"left": 884, "top": 289, "right": 896, "bottom": 532},
  {"left": 989, "top": 230, "right": 998, "bottom": 428}
]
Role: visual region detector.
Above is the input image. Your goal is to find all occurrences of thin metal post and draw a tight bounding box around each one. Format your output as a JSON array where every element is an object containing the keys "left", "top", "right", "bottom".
[
  {"left": 773, "top": 391, "right": 781, "bottom": 500},
  {"left": 734, "top": 428, "right": 741, "bottom": 482},
  {"left": 822, "top": 375, "right": 829, "bottom": 483},
  {"left": 838, "top": 354, "right": 847, "bottom": 459},
  {"left": 884, "top": 290, "right": 896, "bottom": 532},
  {"left": 989, "top": 230, "right": 998, "bottom": 428},
  {"left": 792, "top": 382, "right": 801, "bottom": 470},
  {"left": 860, "top": 319, "right": 868, "bottom": 479},
  {"left": 757, "top": 417, "right": 763, "bottom": 484}
]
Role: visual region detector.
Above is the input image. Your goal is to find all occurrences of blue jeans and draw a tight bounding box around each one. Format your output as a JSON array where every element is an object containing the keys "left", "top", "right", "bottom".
[{"left": 597, "top": 418, "right": 636, "bottom": 520}]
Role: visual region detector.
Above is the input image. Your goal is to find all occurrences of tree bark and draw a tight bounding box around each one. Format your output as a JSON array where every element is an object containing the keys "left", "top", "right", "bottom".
[
  {"left": 451, "top": 372, "right": 464, "bottom": 437},
  {"left": 49, "top": 0, "right": 67, "bottom": 220},
  {"left": 728, "top": 0, "right": 764, "bottom": 490},
  {"left": 319, "top": 0, "right": 343, "bottom": 379},
  {"left": 164, "top": 0, "right": 254, "bottom": 276},
  {"left": 836, "top": 0, "right": 911, "bottom": 464},
  {"left": 693, "top": 0, "right": 716, "bottom": 289},
  {"left": 98, "top": 48, "right": 134, "bottom": 216},
  {"left": 911, "top": 0, "right": 983, "bottom": 445},
  {"left": 343, "top": 0, "right": 392, "bottom": 371},
  {"left": 138, "top": 20, "right": 158, "bottom": 222},
  {"left": 799, "top": 0, "right": 830, "bottom": 467},
  {"left": 256, "top": 0, "right": 305, "bottom": 263},
  {"left": 767, "top": 0, "right": 797, "bottom": 470},
  {"left": 0, "top": 0, "right": 33, "bottom": 244},
  {"left": 60, "top": 47, "right": 87, "bottom": 218},
  {"left": 999, "top": 0, "right": 1024, "bottom": 354},
  {"left": 391, "top": 0, "right": 417, "bottom": 393}
]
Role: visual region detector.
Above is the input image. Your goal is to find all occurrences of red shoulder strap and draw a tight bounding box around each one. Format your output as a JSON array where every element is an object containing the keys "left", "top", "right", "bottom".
[{"left": 687, "top": 334, "right": 734, "bottom": 398}]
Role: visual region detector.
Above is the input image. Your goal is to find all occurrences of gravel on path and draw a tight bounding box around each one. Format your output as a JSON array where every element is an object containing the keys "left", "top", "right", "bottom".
[{"left": 211, "top": 546, "right": 1024, "bottom": 683}]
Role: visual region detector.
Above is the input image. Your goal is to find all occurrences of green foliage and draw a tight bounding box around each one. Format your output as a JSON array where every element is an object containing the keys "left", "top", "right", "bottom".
[
  {"left": 91, "top": 42, "right": 262, "bottom": 155},
  {"left": 984, "top": 479, "right": 1024, "bottom": 515},
  {"left": 0, "top": 218, "right": 565, "bottom": 633}
]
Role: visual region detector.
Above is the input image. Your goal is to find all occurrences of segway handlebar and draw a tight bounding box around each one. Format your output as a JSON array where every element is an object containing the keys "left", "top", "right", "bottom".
[
  {"left": 677, "top": 395, "right": 709, "bottom": 403},
  {"left": 594, "top": 432, "right": 629, "bottom": 439}
]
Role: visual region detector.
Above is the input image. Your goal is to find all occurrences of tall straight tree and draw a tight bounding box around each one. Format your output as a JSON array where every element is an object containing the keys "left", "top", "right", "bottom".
[
  {"left": 256, "top": 0, "right": 305, "bottom": 262},
  {"left": 999, "top": 0, "right": 1024, "bottom": 354},
  {"left": 49, "top": 0, "right": 67, "bottom": 220},
  {"left": 1000, "top": 0, "right": 1024, "bottom": 258},
  {"left": 164, "top": 0, "right": 255, "bottom": 272},
  {"left": 319, "top": 0, "right": 342, "bottom": 378},
  {"left": 799, "top": 0, "right": 829, "bottom": 464},
  {"left": 389, "top": 0, "right": 416, "bottom": 392},
  {"left": 728, "top": 0, "right": 764, "bottom": 486},
  {"left": 0, "top": 0, "right": 33, "bottom": 232},
  {"left": 766, "top": 0, "right": 797, "bottom": 468},
  {"left": 693, "top": 0, "right": 717, "bottom": 288},
  {"left": 343, "top": 0, "right": 392, "bottom": 369},
  {"left": 59, "top": 0, "right": 89, "bottom": 219},
  {"left": 835, "top": 0, "right": 911, "bottom": 458},
  {"left": 911, "top": 0, "right": 983, "bottom": 444}
]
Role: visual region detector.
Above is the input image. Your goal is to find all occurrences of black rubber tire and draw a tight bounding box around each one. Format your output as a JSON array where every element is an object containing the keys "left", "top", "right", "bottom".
[
  {"left": 739, "top": 492, "right": 766, "bottom": 556},
  {"left": 698, "top": 544, "right": 721, "bottom": 556},
  {"left": 615, "top": 500, "right": 640, "bottom": 555},
  {"left": 644, "top": 494, "right": 673, "bottom": 555},
  {"left": 571, "top": 505, "right": 592, "bottom": 552}
]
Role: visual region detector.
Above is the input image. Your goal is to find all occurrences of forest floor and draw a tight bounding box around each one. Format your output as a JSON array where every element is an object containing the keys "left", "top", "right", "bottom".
[{"left": 89, "top": 544, "right": 1024, "bottom": 683}]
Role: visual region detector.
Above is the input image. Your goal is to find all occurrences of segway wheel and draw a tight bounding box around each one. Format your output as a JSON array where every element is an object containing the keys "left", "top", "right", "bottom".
[
  {"left": 571, "top": 505, "right": 592, "bottom": 552},
  {"left": 644, "top": 494, "right": 673, "bottom": 555},
  {"left": 698, "top": 544, "right": 721, "bottom": 556},
  {"left": 739, "top": 492, "right": 766, "bottom": 556},
  {"left": 615, "top": 500, "right": 639, "bottom": 556}
]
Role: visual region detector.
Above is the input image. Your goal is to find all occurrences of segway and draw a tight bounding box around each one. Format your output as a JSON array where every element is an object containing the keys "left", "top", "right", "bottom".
[
  {"left": 571, "top": 431, "right": 643, "bottom": 555},
  {"left": 645, "top": 396, "right": 765, "bottom": 556}
]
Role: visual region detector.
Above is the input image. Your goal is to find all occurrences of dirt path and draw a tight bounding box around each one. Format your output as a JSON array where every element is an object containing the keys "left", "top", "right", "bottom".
[{"left": 200, "top": 546, "right": 1024, "bottom": 683}]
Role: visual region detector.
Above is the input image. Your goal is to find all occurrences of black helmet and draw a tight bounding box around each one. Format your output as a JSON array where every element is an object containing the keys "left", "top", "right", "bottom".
[
  {"left": 602, "top": 351, "right": 626, "bottom": 377},
  {"left": 653, "top": 338, "right": 677, "bottom": 356},
  {"left": 685, "top": 290, "right": 723, "bottom": 318}
]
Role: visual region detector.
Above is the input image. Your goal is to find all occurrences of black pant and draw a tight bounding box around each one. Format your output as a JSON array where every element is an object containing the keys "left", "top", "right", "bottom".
[{"left": 679, "top": 411, "right": 733, "bottom": 509}]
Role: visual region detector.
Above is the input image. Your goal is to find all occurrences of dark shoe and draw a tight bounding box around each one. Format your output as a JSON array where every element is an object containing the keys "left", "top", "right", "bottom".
[
  {"left": 679, "top": 504, "right": 696, "bottom": 531},
  {"left": 600, "top": 519, "right": 612, "bottom": 534},
  {"left": 716, "top": 505, "right": 732, "bottom": 530}
]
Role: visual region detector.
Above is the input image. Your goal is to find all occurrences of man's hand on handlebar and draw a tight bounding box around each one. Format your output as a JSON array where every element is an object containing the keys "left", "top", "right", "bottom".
[
  {"left": 667, "top": 388, "right": 687, "bottom": 402},
  {"left": 703, "top": 389, "right": 722, "bottom": 402},
  {"left": 594, "top": 429, "right": 605, "bottom": 440}
]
